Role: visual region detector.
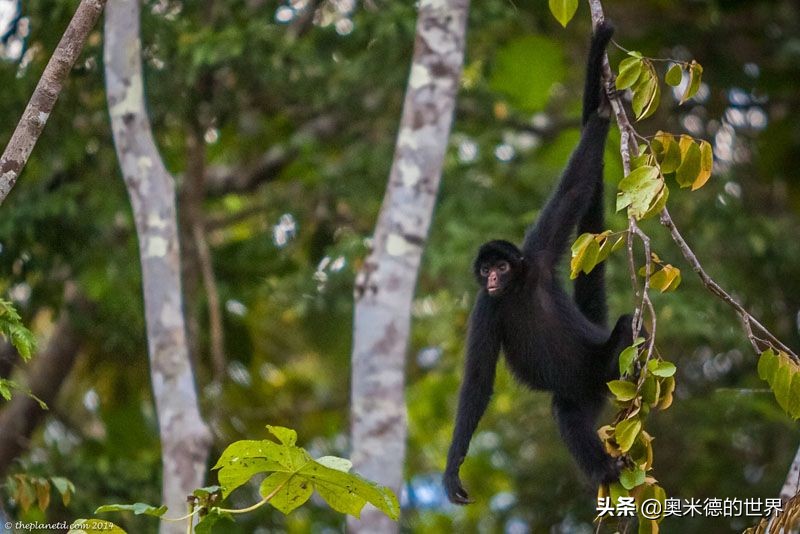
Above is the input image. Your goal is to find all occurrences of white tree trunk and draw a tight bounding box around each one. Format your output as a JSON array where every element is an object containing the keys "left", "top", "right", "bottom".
[
  {"left": 104, "top": 2, "right": 211, "bottom": 531},
  {"left": 348, "top": 1, "right": 470, "bottom": 532}
]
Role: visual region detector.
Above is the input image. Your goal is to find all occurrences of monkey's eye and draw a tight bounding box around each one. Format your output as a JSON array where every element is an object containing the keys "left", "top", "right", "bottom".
[
  {"left": 497, "top": 261, "right": 510, "bottom": 273},
  {"left": 480, "top": 265, "right": 490, "bottom": 276}
]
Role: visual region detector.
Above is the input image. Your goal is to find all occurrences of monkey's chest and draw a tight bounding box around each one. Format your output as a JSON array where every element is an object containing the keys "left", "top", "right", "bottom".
[{"left": 499, "top": 292, "right": 591, "bottom": 390}]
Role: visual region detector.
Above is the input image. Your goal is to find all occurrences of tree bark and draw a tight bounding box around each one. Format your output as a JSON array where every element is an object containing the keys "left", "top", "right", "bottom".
[
  {"left": 0, "top": 0, "right": 106, "bottom": 205},
  {"left": 347, "top": 1, "right": 470, "bottom": 531},
  {"left": 104, "top": 1, "right": 211, "bottom": 530}
]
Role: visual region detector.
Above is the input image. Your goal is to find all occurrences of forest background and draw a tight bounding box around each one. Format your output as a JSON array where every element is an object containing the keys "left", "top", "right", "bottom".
[{"left": 1, "top": 0, "right": 800, "bottom": 532}]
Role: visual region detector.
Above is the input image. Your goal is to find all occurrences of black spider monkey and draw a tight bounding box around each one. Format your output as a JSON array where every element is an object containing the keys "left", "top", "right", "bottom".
[{"left": 444, "top": 22, "right": 634, "bottom": 505}]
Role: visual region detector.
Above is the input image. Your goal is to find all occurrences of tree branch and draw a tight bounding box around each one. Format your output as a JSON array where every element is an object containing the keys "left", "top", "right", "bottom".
[{"left": 0, "top": 0, "right": 106, "bottom": 205}]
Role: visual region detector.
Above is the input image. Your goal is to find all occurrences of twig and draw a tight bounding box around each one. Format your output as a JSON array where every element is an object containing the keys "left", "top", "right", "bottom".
[{"left": 659, "top": 207, "right": 798, "bottom": 362}]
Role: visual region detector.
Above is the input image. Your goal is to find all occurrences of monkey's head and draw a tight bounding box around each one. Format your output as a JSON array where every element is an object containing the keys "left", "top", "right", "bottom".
[{"left": 474, "top": 240, "right": 525, "bottom": 297}]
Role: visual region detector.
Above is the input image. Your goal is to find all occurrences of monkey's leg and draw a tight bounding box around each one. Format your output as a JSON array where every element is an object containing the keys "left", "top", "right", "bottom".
[{"left": 553, "top": 396, "right": 620, "bottom": 485}]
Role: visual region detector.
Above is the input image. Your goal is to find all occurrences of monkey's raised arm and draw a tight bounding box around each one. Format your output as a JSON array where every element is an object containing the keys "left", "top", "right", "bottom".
[
  {"left": 582, "top": 21, "right": 615, "bottom": 126},
  {"left": 521, "top": 24, "right": 614, "bottom": 267},
  {"left": 444, "top": 295, "right": 501, "bottom": 505}
]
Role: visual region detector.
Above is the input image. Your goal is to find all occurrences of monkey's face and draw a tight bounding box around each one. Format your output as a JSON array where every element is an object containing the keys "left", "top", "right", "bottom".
[
  {"left": 477, "top": 258, "right": 514, "bottom": 297},
  {"left": 473, "top": 240, "right": 524, "bottom": 297}
]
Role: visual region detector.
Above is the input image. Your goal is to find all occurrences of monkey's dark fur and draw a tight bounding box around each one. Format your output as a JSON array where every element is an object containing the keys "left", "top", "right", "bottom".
[{"left": 444, "top": 22, "right": 634, "bottom": 505}]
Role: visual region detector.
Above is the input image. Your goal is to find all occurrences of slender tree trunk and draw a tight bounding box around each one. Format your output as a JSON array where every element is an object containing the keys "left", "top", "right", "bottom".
[
  {"left": 0, "top": 0, "right": 106, "bottom": 205},
  {"left": 104, "top": 1, "right": 211, "bottom": 530},
  {"left": 348, "top": 1, "right": 470, "bottom": 531}
]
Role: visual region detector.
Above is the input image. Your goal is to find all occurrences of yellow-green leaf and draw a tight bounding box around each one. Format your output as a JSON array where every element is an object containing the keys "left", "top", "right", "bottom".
[
  {"left": 692, "top": 140, "right": 713, "bottom": 190},
  {"left": 616, "top": 165, "right": 664, "bottom": 219},
  {"left": 615, "top": 418, "right": 642, "bottom": 453},
  {"left": 570, "top": 233, "right": 600, "bottom": 279},
  {"left": 789, "top": 373, "right": 800, "bottom": 419},
  {"left": 620, "top": 467, "right": 646, "bottom": 490},
  {"left": 773, "top": 359, "right": 792, "bottom": 412},
  {"left": 758, "top": 349, "right": 779, "bottom": 382},
  {"left": 640, "top": 183, "right": 669, "bottom": 220},
  {"left": 680, "top": 60, "right": 703, "bottom": 104},
  {"left": 548, "top": 0, "right": 579, "bottom": 27},
  {"left": 665, "top": 63, "right": 683, "bottom": 86},
  {"left": 653, "top": 131, "right": 681, "bottom": 174},
  {"left": 608, "top": 380, "right": 638, "bottom": 401},
  {"left": 632, "top": 65, "right": 659, "bottom": 120},
  {"left": 649, "top": 264, "right": 681, "bottom": 292},
  {"left": 619, "top": 345, "right": 639, "bottom": 376},
  {"left": 641, "top": 375, "right": 660, "bottom": 406},
  {"left": 675, "top": 139, "right": 701, "bottom": 188},
  {"left": 658, "top": 376, "right": 676, "bottom": 410},
  {"left": 617, "top": 57, "right": 643, "bottom": 90},
  {"left": 648, "top": 360, "right": 677, "bottom": 377},
  {"left": 260, "top": 472, "right": 313, "bottom": 514}
]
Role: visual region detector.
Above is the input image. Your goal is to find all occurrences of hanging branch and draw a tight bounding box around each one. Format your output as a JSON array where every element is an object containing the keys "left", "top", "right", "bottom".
[
  {"left": 587, "top": 0, "right": 800, "bottom": 507},
  {"left": 0, "top": 0, "right": 106, "bottom": 205}
]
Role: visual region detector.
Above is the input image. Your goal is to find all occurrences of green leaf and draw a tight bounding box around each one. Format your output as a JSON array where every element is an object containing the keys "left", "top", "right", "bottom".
[
  {"left": 195, "top": 511, "right": 232, "bottom": 534},
  {"left": 619, "top": 467, "right": 646, "bottom": 490},
  {"left": 260, "top": 472, "right": 314, "bottom": 514},
  {"left": 675, "top": 138, "right": 701, "bottom": 188},
  {"left": 652, "top": 131, "right": 681, "bottom": 174},
  {"left": 758, "top": 349, "right": 779, "bottom": 382},
  {"left": 490, "top": 36, "right": 566, "bottom": 112},
  {"left": 95, "top": 503, "right": 167, "bottom": 517},
  {"left": 641, "top": 375, "right": 659, "bottom": 406},
  {"left": 608, "top": 380, "right": 638, "bottom": 401},
  {"left": 773, "top": 359, "right": 792, "bottom": 412},
  {"left": 0, "top": 379, "right": 11, "bottom": 401},
  {"left": 665, "top": 64, "right": 683, "bottom": 86},
  {"left": 316, "top": 456, "right": 353, "bottom": 472},
  {"left": 789, "top": 373, "right": 800, "bottom": 419},
  {"left": 68, "top": 519, "right": 127, "bottom": 534},
  {"left": 548, "top": 0, "right": 579, "bottom": 27},
  {"left": 298, "top": 460, "right": 400, "bottom": 520},
  {"left": 619, "top": 345, "right": 639, "bottom": 376},
  {"left": 616, "top": 165, "right": 664, "bottom": 220},
  {"left": 570, "top": 233, "right": 599, "bottom": 279},
  {"left": 617, "top": 57, "right": 643, "bottom": 90},
  {"left": 266, "top": 425, "right": 298, "bottom": 446},
  {"left": 680, "top": 60, "right": 704, "bottom": 104},
  {"left": 615, "top": 418, "right": 642, "bottom": 453},
  {"left": 648, "top": 360, "right": 677, "bottom": 378},
  {"left": 632, "top": 64, "right": 660, "bottom": 120},
  {"left": 639, "top": 183, "right": 669, "bottom": 220},
  {"left": 213, "top": 440, "right": 292, "bottom": 497},
  {"left": 0, "top": 299, "right": 36, "bottom": 361}
]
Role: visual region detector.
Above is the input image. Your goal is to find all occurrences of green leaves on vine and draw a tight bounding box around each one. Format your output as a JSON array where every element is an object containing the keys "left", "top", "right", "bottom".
[
  {"left": 616, "top": 132, "right": 714, "bottom": 221},
  {"left": 569, "top": 230, "right": 626, "bottom": 279},
  {"left": 758, "top": 349, "right": 800, "bottom": 419},
  {"left": 598, "top": 339, "right": 674, "bottom": 532},
  {"left": 617, "top": 54, "right": 704, "bottom": 120}
]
